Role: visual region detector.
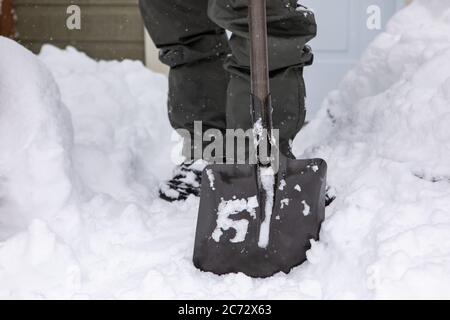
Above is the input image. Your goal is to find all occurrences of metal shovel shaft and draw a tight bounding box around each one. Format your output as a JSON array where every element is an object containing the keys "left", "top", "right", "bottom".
[
  {"left": 249, "top": 0, "right": 275, "bottom": 250},
  {"left": 250, "top": 0, "right": 270, "bottom": 103},
  {"left": 249, "top": 0, "right": 273, "bottom": 145},
  {"left": 249, "top": 0, "right": 274, "bottom": 166}
]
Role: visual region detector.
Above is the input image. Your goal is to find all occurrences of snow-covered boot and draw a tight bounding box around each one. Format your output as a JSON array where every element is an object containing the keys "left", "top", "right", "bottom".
[
  {"left": 159, "top": 160, "right": 208, "bottom": 202},
  {"left": 325, "top": 186, "right": 337, "bottom": 207}
]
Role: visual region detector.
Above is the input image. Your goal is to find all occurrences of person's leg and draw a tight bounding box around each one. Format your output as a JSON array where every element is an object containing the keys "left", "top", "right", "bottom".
[
  {"left": 208, "top": 0, "right": 317, "bottom": 158},
  {"left": 139, "top": 0, "right": 231, "bottom": 159},
  {"left": 139, "top": 0, "right": 231, "bottom": 201}
]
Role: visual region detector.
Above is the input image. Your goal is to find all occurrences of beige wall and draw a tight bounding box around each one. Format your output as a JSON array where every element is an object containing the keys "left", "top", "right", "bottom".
[{"left": 16, "top": 0, "right": 145, "bottom": 61}]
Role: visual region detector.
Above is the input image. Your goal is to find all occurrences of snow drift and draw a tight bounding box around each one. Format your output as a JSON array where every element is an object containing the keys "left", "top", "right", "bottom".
[
  {"left": 294, "top": 0, "right": 450, "bottom": 299},
  {"left": 0, "top": 0, "right": 450, "bottom": 299}
]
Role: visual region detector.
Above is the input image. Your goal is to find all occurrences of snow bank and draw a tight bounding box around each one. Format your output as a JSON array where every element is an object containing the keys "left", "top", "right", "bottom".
[
  {"left": 38, "top": 45, "right": 175, "bottom": 198},
  {"left": 0, "top": 37, "right": 76, "bottom": 236},
  {"left": 0, "top": 37, "right": 178, "bottom": 298},
  {"left": 294, "top": 0, "right": 450, "bottom": 299},
  {"left": 0, "top": 0, "right": 450, "bottom": 299}
]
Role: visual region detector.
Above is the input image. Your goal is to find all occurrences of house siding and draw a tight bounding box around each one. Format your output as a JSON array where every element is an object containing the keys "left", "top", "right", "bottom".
[{"left": 15, "top": 0, "right": 145, "bottom": 61}]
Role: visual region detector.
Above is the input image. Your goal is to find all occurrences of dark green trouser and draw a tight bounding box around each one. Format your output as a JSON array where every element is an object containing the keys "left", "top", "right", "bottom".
[{"left": 139, "top": 0, "right": 316, "bottom": 159}]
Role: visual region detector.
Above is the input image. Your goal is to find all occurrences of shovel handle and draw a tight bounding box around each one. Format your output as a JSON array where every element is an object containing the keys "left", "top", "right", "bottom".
[
  {"left": 249, "top": 0, "right": 274, "bottom": 166},
  {"left": 249, "top": 0, "right": 270, "bottom": 104}
]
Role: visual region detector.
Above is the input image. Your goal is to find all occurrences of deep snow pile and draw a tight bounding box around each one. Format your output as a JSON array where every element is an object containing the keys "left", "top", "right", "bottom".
[
  {"left": 294, "top": 0, "right": 450, "bottom": 298},
  {"left": 0, "top": 0, "right": 450, "bottom": 299}
]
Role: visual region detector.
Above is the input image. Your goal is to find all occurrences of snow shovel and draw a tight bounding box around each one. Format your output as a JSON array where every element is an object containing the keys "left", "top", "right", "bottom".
[{"left": 193, "top": 0, "right": 327, "bottom": 278}]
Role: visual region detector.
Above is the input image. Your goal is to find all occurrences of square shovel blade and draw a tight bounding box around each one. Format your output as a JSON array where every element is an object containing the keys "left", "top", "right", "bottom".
[{"left": 193, "top": 156, "right": 327, "bottom": 278}]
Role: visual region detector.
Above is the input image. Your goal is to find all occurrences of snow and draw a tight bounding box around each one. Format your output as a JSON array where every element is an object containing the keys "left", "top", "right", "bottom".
[
  {"left": 301, "top": 201, "right": 310, "bottom": 217},
  {"left": 296, "top": 2, "right": 314, "bottom": 15},
  {"left": 280, "top": 198, "right": 290, "bottom": 210},
  {"left": 293, "top": 0, "right": 450, "bottom": 299},
  {"left": 1, "top": 0, "right": 450, "bottom": 299},
  {"left": 252, "top": 118, "right": 263, "bottom": 148},
  {"left": 212, "top": 196, "right": 258, "bottom": 244},
  {"left": 278, "top": 179, "right": 286, "bottom": 191},
  {"left": 257, "top": 166, "right": 275, "bottom": 249},
  {"left": 206, "top": 169, "right": 215, "bottom": 191}
]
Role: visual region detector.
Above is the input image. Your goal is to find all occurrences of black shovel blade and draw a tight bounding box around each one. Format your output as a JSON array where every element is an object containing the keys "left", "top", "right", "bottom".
[{"left": 193, "top": 156, "right": 327, "bottom": 278}]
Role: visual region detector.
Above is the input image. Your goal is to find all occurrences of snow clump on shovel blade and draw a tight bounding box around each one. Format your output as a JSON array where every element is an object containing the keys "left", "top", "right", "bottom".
[{"left": 212, "top": 196, "right": 259, "bottom": 244}]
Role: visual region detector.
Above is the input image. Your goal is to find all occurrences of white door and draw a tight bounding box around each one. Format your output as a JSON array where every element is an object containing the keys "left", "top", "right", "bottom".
[{"left": 300, "top": 0, "right": 406, "bottom": 119}]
